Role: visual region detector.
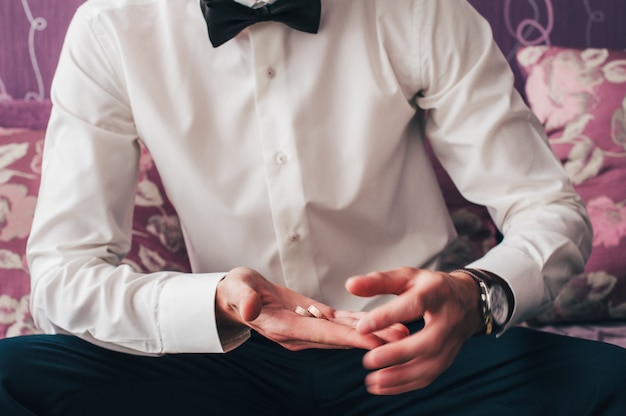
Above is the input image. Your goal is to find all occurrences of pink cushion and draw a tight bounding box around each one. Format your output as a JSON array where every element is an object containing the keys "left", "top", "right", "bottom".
[
  {"left": 0, "top": 123, "right": 190, "bottom": 338},
  {"left": 0, "top": 128, "right": 43, "bottom": 337},
  {"left": 517, "top": 46, "right": 626, "bottom": 324}
]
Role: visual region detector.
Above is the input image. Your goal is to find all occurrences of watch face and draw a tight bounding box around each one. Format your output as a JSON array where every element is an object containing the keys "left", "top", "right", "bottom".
[{"left": 490, "top": 285, "right": 509, "bottom": 326}]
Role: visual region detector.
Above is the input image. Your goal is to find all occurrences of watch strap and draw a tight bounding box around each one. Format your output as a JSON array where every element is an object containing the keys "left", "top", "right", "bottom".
[{"left": 452, "top": 268, "right": 514, "bottom": 335}]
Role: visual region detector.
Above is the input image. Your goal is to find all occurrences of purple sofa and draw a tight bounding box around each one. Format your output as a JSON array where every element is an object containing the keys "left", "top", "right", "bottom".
[{"left": 1, "top": 0, "right": 625, "bottom": 347}]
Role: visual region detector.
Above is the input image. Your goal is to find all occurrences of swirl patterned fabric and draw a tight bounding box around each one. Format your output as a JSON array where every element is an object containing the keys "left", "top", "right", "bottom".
[
  {"left": 2, "top": 0, "right": 625, "bottom": 103},
  {"left": 0, "top": 0, "right": 625, "bottom": 342}
]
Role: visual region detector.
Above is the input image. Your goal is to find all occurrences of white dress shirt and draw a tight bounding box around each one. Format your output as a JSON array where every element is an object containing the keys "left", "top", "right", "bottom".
[{"left": 27, "top": 0, "right": 591, "bottom": 355}]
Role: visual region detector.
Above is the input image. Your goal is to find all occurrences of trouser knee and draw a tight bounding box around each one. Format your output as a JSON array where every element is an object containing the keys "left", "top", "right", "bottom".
[
  {"left": 0, "top": 335, "right": 31, "bottom": 386},
  {"left": 0, "top": 335, "right": 43, "bottom": 415}
]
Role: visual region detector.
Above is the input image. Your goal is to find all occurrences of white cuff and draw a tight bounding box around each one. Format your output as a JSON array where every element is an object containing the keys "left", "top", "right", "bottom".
[
  {"left": 468, "top": 244, "right": 547, "bottom": 332},
  {"left": 158, "top": 272, "right": 244, "bottom": 353}
]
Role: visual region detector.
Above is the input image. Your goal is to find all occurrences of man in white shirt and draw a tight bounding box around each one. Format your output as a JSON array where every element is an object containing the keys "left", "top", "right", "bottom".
[{"left": 1, "top": 0, "right": 625, "bottom": 414}]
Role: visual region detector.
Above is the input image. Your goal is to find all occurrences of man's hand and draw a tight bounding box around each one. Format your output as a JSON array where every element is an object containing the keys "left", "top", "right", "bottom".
[
  {"left": 215, "top": 267, "right": 409, "bottom": 351},
  {"left": 346, "top": 267, "right": 484, "bottom": 395}
]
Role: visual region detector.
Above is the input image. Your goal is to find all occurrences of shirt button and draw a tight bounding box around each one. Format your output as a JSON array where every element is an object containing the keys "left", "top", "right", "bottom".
[
  {"left": 274, "top": 152, "right": 287, "bottom": 164},
  {"left": 288, "top": 233, "right": 301, "bottom": 243},
  {"left": 266, "top": 67, "right": 276, "bottom": 79}
]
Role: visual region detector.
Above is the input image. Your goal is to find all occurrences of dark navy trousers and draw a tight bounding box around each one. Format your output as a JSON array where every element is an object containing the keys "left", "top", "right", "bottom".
[{"left": 1, "top": 325, "right": 625, "bottom": 415}]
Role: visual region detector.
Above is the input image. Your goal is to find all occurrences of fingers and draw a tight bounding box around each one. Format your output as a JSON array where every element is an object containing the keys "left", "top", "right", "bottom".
[
  {"left": 217, "top": 270, "right": 386, "bottom": 350},
  {"left": 357, "top": 297, "right": 423, "bottom": 335},
  {"left": 374, "top": 323, "right": 411, "bottom": 342},
  {"left": 345, "top": 269, "right": 412, "bottom": 298},
  {"left": 333, "top": 311, "right": 410, "bottom": 343},
  {"left": 364, "top": 348, "right": 459, "bottom": 395},
  {"left": 362, "top": 326, "right": 463, "bottom": 395},
  {"left": 362, "top": 332, "right": 422, "bottom": 370},
  {"left": 263, "top": 309, "right": 387, "bottom": 351},
  {"left": 346, "top": 268, "right": 477, "bottom": 394},
  {"left": 346, "top": 268, "right": 427, "bottom": 334},
  {"left": 350, "top": 269, "right": 456, "bottom": 336},
  {"left": 361, "top": 323, "right": 447, "bottom": 370},
  {"left": 218, "top": 267, "right": 413, "bottom": 351},
  {"left": 365, "top": 359, "right": 440, "bottom": 395},
  {"left": 256, "top": 306, "right": 408, "bottom": 351}
]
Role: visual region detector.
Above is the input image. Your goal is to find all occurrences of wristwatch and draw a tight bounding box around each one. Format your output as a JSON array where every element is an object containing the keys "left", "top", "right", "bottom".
[{"left": 453, "top": 268, "right": 513, "bottom": 335}]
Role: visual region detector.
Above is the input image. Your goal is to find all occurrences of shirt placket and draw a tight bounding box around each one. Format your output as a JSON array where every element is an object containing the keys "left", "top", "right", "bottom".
[{"left": 248, "top": 24, "right": 322, "bottom": 299}]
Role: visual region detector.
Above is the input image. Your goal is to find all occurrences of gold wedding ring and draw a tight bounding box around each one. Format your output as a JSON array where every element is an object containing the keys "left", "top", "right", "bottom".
[
  {"left": 294, "top": 305, "right": 314, "bottom": 317},
  {"left": 307, "top": 305, "right": 329, "bottom": 320},
  {"left": 294, "top": 305, "right": 329, "bottom": 320}
]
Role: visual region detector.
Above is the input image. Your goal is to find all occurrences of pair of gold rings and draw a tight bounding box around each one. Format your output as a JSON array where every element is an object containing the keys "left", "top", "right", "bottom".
[{"left": 294, "top": 304, "right": 328, "bottom": 320}]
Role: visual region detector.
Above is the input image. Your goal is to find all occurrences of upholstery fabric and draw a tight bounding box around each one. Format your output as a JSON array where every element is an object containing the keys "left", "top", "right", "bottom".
[
  {"left": 2, "top": 1, "right": 626, "bottom": 103},
  {"left": 518, "top": 46, "right": 626, "bottom": 324},
  {"left": 0, "top": 128, "right": 41, "bottom": 337}
]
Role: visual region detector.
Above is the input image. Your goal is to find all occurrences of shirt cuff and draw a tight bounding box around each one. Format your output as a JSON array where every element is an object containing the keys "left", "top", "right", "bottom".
[
  {"left": 158, "top": 272, "right": 249, "bottom": 353},
  {"left": 468, "top": 244, "right": 547, "bottom": 332}
]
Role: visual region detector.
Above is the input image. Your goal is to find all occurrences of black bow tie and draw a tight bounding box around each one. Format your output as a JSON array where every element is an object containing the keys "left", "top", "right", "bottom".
[{"left": 200, "top": 0, "right": 321, "bottom": 47}]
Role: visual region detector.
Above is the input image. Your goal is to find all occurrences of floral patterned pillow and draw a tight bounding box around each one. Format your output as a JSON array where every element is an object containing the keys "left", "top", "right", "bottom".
[
  {"left": 0, "top": 128, "right": 42, "bottom": 338},
  {"left": 0, "top": 124, "right": 190, "bottom": 339},
  {"left": 517, "top": 46, "right": 626, "bottom": 324}
]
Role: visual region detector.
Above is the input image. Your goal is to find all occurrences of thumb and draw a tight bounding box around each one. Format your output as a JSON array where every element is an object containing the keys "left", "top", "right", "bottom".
[
  {"left": 238, "top": 285, "right": 262, "bottom": 322},
  {"left": 217, "top": 275, "right": 262, "bottom": 324},
  {"left": 346, "top": 269, "right": 411, "bottom": 298}
]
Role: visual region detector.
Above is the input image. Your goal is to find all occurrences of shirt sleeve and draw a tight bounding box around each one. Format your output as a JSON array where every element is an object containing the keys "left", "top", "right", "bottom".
[
  {"left": 26, "top": 7, "right": 246, "bottom": 355},
  {"left": 413, "top": 0, "right": 592, "bottom": 327}
]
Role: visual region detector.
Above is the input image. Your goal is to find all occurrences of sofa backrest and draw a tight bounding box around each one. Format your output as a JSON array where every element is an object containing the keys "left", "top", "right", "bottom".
[{"left": 2, "top": 0, "right": 625, "bottom": 105}]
